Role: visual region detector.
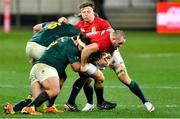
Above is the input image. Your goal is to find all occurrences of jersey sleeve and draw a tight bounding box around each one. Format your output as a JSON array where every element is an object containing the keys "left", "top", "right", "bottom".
[
  {"left": 67, "top": 47, "right": 80, "bottom": 64},
  {"left": 42, "top": 21, "right": 56, "bottom": 28},
  {"left": 67, "top": 54, "right": 80, "bottom": 64},
  {"left": 97, "top": 41, "right": 109, "bottom": 52},
  {"left": 42, "top": 22, "right": 49, "bottom": 27},
  {"left": 75, "top": 22, "right": 81, "bottom": 30}
]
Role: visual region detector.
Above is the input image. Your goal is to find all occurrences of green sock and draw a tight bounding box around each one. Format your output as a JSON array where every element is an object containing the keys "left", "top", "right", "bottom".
[{"left": 128, "top": 80, "right": 148, "bottom": 104}]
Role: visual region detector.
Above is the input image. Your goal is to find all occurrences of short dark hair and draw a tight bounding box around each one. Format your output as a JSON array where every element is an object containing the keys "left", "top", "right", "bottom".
[
  {"left": 79, "top": 1, "right": 95, "bottom": 10},
  {"left": 112, "top": 30, "right": 125, "bottom": 39},
  {"left": 73, "top": 32, "right": 91, "bottom": 46},
  {"left": 79, "top": 32, "right": 91, "bottom": 45}
]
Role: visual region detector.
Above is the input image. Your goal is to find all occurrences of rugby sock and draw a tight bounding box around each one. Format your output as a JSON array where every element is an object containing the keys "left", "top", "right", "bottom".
[
  {"left": 47, "top": 96, "right": 57, "bottom": 107},
  {"left": 128, "top": 80, "right": 148, "bottom": 104},
  {"left": 94, "top": 85, "right": 104, "bottom": 104},
  {"left": 83, "top": 83, "right": 93, "bottom": 104},
  {"left": 27, "top": 91, "right": 49, "bottom": 107},
  {"left": 67, "top": 78, "right": 85, "bottom": 104},
  {"left": 13, "top": 99, "right": 32, "bottom": 112}
]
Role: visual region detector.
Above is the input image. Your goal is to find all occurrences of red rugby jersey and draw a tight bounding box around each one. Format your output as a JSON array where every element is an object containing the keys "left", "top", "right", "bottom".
[
  {"left": 86, "top": 31, "right": 112, "bottom": 52},
  {"left": 75, "top": 16, "right": 111, "bottom": 34}
]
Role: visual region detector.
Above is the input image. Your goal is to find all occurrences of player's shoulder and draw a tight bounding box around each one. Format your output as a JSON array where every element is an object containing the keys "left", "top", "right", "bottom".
[
  {"left": 94, "top": 16, "right": 108, "bottom": 22},
  {"left": 76, "top": 20, "right": 84, "bottom": 25}
]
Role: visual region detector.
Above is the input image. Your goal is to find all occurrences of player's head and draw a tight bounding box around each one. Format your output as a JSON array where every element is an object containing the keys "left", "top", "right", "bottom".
[
  {"left": 110, "top": 30, "right": 126, "bottom": 49},
  {"left": 79, "top": 2, "right": 95, "bottom": 22},
  {"left": 73, "top": 33, "right": 91, "bottom": 50},
  {"left": 79, "top": 32, "right": 91, "bottom": 46}
]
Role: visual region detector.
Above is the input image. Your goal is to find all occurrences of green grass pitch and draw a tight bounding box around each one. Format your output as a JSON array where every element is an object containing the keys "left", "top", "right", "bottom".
[{"left": 0, "top": 30, "right": 180, "bottom": 118}]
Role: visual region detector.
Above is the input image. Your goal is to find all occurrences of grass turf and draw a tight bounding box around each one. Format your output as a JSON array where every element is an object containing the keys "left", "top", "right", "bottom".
[{"left": 0, "top": 30, "right": 180, "bottom": 118}]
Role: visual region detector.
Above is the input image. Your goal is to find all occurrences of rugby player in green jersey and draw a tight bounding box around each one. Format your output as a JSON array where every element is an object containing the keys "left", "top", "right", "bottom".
[
  {"left": 4, "top": 19, "right": 82, "bottom": 114},
  {"left": 4, "top": 34, "right": 112, "bottom": 115},
  {"left": 33, "top": 17, "right": 68, "bottom": 33},
  {"left": 26, "top": 18, "right": 80, "bottom": 65},
  {"left": 5, "top": 35, "right": 92, "bottom": 115}
]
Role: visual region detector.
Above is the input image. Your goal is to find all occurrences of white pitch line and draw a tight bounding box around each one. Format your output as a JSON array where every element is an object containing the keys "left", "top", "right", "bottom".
[
  {"left": 115, "top": 104, "right": 179, "bottom": 108},
  {"left": 136, "top": 53, "right": 180, "bottom": 58},
  {"left": 54, "top": 103, "right": 179, "bottom": 108},
  {"left": 0, "top": 84, "right": 180, "bottom": 89},
  {"left": 0, "top": 84, "right": 16, "bottom": 88}
]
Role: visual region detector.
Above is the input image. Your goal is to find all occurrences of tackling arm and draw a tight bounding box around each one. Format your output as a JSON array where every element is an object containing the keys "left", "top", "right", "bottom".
[{"left": 80, "top": 43, "right": 98, "bottom": 72}]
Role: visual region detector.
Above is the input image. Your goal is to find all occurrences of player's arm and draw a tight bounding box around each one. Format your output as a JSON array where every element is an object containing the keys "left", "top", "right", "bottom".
[
  {"left": 33, "top": 23, "right": 43, "bottom": 33},
  {"left": 58, "top": 17, "right": 68, "bottom": 24},
  {"left": 100, "top": 19, "right": 114, "bottom": 32},
  {"left": 106, "top": 27, "right": 114, "bottom": 32},
  {"left": 80, "top": 43, "right": 98, "bottom": 72}
]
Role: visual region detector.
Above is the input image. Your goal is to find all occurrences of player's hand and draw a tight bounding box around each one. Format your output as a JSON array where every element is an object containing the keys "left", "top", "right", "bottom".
[
  {"left": 80, "top": 65, "right": 88, "bottom": 72},
  {"left": 97, "top": 52, "right": 112, "bottom": 67},
  {"left": 58, "top": 17, "right": 68, "bottom": 24},
  {"left": 97, "top": 58, "right": 110, "bottom": 67}
]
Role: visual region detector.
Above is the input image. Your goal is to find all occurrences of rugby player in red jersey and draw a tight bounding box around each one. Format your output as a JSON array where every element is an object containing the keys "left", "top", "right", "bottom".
[{"left": 64, "top": 2, "right": 155, "bottom": 112}]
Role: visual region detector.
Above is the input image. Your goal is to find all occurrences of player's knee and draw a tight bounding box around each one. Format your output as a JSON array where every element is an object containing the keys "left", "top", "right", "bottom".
[
  {"left": 115, "top": 66, "right": 131, "bottom": 85},
  {"left": 95, "top": 75, "right": 104, "bottom": 85},
  {"left": 115, "top": 66, "right": 126, "bottom": 78}
]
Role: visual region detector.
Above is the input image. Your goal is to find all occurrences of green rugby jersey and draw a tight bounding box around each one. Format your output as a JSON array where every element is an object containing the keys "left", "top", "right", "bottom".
[
  {"left": 38, "top": 36, "right": 80, "bottom": 76},
  {"left": 30, "top": 22, "right": 80, "bottom": 47},
  {"left": 41, "top": 22, "right": 53, "bottom": 28}
]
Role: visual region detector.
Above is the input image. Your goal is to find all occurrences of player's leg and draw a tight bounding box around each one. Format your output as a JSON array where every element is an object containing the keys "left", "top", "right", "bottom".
[
  {"left": 3, "top": 67, "right": 43, "bottom": 114},
  {"left": 13, "top": 81, "right": 42, "bottom": 112},
  {"left": 81, "top": 78, "right": 94, "bottom": 111},
  {"left": 88, "top": 65, "right": 117, "bottom": 110},
  {"left": 111, "top": 50, "right": 155, "bottom": 112},
  {"left": 4, "top": 98, "right": 32, "bottom": 114},
  {"left": 43, "top": 73, "right": 66, "bottom": 113},
  {"left": 82, "top": 52, "right": 113, "bottom": 111},
  {"left": 64, "top": 73, "right": 87, "bottom": 111},
  {"left": 21, "top": 63, "right": 60, "bottom": 115},
  {"left": 21, "top": 81, "right": 43, "bottom": 115}
]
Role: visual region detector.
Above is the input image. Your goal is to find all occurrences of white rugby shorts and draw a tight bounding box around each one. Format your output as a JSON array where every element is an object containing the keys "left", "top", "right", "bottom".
[
  {"left": 25, "top": 42, "right": 46, "bottom": 64},
  {"left": 30, "top": 63, "right": 59, "bottom": 84},
  {"left": 85, "top": 63, "right": 98, "bottom": 75},
  {"left": 109, "top": 49, "right": 124, "bottom": 68}
]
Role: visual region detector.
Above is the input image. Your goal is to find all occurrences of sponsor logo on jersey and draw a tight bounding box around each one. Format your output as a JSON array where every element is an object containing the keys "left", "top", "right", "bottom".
[{"left": 91, "top": 27, "right": 96, "bottom": 32}]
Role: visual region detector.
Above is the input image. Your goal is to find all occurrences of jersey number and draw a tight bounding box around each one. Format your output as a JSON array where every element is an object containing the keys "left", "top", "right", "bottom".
[
  {"left": 47, "top": 22, "right": 61, "bottom": 29},
  {"left": 47, "top": 41, "right": 58, "bottom": 49}
]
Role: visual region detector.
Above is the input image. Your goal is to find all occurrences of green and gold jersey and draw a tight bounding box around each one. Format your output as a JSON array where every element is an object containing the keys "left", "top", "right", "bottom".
[
  {"left": 30, "top": 22, "right": 80, "bottom": 47},
  {"left": 38, "top": 36, "right": 80, "bottom": 76},
  {"left": 41, "top": 22, "right": 53, "bottom": 28}
]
